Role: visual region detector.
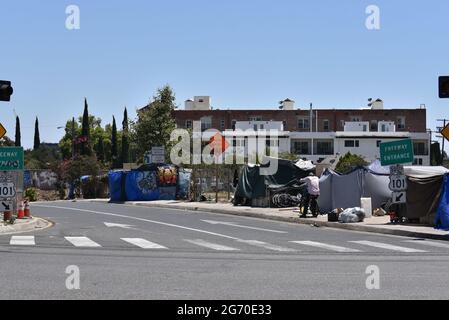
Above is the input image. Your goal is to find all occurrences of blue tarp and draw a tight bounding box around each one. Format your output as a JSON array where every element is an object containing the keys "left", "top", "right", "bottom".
[
  {"left": 109, "top": 165, "right": 186, "bottom": 202},
  {"left": 178, "top": 169, "right": 192, "bottom": 200},
  {"left": 435, "top": 174, "right": 449, "bottom": 231},
  {"left": 108, "top": 171, "right": 126, "bottom": 202},
  {"left": 125, "top": 171, "right": 160, "bottom": 201}
]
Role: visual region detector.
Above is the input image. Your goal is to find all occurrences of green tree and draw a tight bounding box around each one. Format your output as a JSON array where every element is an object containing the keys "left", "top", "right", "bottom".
[
  {"left": 34, "top": 117, "right": 40, "bottom": 150},
  {"left": 132, "top": 85, "right": 176, "bottom": 161},
  {"left": 96, "top": 135, "right": 105, "bottom": 162},
  {"left": 81, "top": 98, "right": 91, "bottom": 156},
  {"left": 335, "top": 152, "right": 368, "bottom": 174},
  {"left": 121, "top": 107, "right": 129, "bottom": 165},
  {"left": 111, "top": 116, "right": 119, "bottom": 168},
  {"left": 15, "top": 116, "right": 21, "bottom": 147}
]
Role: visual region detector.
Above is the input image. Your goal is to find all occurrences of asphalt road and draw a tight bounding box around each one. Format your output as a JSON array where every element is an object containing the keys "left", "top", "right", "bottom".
[{"left": 0, "top": 201, "right": 448, "bottom": 300}]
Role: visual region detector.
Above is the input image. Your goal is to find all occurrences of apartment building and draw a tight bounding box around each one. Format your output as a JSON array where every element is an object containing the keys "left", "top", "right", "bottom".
[{"left": 152, "top": 96, "right": 431, "bottom": 165}]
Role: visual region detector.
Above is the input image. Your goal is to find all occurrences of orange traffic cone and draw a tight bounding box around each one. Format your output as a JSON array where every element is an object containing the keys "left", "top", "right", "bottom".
[
  {"left": 24, "top": 200, "right": 31, "bottom": 218},
  {"left": 17, "top": 201, "right": 25, "bottom": 219}
]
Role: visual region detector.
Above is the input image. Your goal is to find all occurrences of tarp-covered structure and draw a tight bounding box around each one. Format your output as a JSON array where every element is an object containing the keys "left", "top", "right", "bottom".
[
  {"left": 318, "top": 168, "right": 391, "bottom": 214},
  {"left": 108, "top": 164, "right": 187, "bottom": 202},
  {"left": 319, "top": 162, "right": 449, "bottom": 226},
  {"left": 234, "top": 158, "right": 314, "bottom": 206}
]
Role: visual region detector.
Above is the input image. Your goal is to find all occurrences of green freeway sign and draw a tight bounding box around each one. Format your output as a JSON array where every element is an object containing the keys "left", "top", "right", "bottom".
[
  {"left": 380, "top": 139, "right": 414, "bottom": 166},
  {"left": 0, "top": 147, "right": 24, "bottom": 171}
]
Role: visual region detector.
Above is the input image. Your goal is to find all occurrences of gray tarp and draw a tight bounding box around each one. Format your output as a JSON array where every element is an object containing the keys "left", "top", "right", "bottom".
[{"left": 318, "top": 169, "right": 391, "bottom": 213}]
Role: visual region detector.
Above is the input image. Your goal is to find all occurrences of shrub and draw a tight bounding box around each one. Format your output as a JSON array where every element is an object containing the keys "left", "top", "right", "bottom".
[
  {"left": 25, "top": 188, "right": 38, "bottom": 202},
  {"left": 335, "top": 152, "right": 368, "bottom": 174}
]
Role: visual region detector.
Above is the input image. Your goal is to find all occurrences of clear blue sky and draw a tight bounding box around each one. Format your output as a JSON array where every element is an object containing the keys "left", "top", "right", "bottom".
[{"left": 1, "top": 0, "right": 448, "bottom": 151}]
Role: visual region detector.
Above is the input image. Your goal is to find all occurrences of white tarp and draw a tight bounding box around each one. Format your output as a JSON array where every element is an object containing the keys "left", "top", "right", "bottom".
[
  {"left": 367, "top": 160, "right": 449, "bottom": 178},
  {"left": 295, "top": 159, "right": 316, "bottom": 171}
]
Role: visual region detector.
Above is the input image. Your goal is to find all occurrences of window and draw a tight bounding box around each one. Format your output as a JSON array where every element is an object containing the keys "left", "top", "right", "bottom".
[
  {"left": 344, "top": 140, "right": 360, "bottom": 148},
  {"left": 298, "top": 118, "right": 310, "bottom": 130},
  {"left": 231, "top": 120, "right": 236, "bottom": 130},
  {"left": 345, "top": 140, "right": 355, "bottom": 147},
  {"left": 371, "top": 120, "right": 378, "bottom": 131},
  {"left": 351, "top": 116, "right": 362, "bottom": 122},
  {"left": 293, "top": 141, "right": 310, "bottom": 155},
  {"left": 185, "top": 120, "right": 192, "bottom": 129},
  {"left": 413, "top": 158, "right": 423, "bottom": 165},
  {"left": 249, "top": 116, "right": 262, "bottom": 121},
  {"left": 200, "top": 117, "right": 212, "bottom": 131},
  {"left": 315, "top": 141, "right": 333, "bottom": 155},
  {"left": 260, "top": 124, "right": 264, "bottom": 130},
  {"left": 220, "top": 120, "right": 225, "bottom": 131},
  {"left": 413, "top": 142, "right": 428, "bottom": 156},
  {"left": 253, "top": 124, "right": 258, "bottom": 131},
  {"left": 381, "top": 124, "right": 387, "bottom": 132},
  {"left": 323, "top": 120, "right": 330, "bottom": 131},
  {"left": 397, "top": 117, "right": 406, "bottom": 130}
]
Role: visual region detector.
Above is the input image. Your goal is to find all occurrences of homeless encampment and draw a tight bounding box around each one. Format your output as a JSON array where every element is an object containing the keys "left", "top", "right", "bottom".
[
  {"left": 318, "top": 168, "right": 391, "bottom": 214},
  {"left": 108, "top": 164, "right": 183, "bottom": 202},
  {"left": 234, "top": 158, "right": 314, "bottom": 207},
  {"left": 319, "top": 163, "right": 449, "bottom": 226}
]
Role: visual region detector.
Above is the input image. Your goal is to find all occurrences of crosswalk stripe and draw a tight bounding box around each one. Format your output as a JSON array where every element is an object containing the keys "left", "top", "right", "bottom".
[
  {"left": 238, "top": 240, "right": 296, "bottom": 252},
  {"left": 350, "top": 241, "right": 427, "bottom": 253},
  {"left": 404, "top": 240, "right": 449, "bottom": 249},
  {"left": 10, "top": 236, "right": 35, "bottom": 246},
  {"left": 65, "top": 237, "right": 101, "bottom": 248},
  {"left": 121, "top": 238, "right": 167, "bottom": 249},
  {"left": 290, "top": 241, "right": 361, "bottom": 253},
  {"left": 185, "top": 239, "right": 240, "bottom": 251}
]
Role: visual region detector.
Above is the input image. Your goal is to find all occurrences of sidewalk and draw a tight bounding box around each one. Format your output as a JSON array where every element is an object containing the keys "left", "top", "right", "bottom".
[
  {"left": 86, "top": 199, "right": 449, "bottom": 241},
  {"left": 0, "top": 216, "right": 52, "bottom": 235}
]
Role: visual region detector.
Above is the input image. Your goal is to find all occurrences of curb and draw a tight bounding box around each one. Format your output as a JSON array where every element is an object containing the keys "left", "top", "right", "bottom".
[
  {"left": 0, "top": 217, "right": 53, "bottom": 235},
  {"left": 89, "top": 199, "right": 449, "bottom": 241}
]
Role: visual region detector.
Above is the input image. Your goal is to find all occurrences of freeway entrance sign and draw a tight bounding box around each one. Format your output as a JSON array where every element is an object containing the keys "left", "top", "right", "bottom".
[
  {"left": 380, "top": 139, "right": 414, "bottom": 166},
  {"left": 0, "top": 147, "right": 24, "bottom": 171}
]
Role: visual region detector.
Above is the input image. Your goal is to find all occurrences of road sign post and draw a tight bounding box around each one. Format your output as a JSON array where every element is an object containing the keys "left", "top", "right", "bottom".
[
  {"left": 0, "top": 147, "right": 24, "bottom": 220},
  {"left": 389, "top": 165, "right": 408, "bottom": 205}
]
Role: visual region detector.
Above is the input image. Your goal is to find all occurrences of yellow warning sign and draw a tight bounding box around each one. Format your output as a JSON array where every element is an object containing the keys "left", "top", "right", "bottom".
[
  {"left": 442, "top": 123, "right": 449, "bottom": 143},
  {"left": 0, "top": 123, "right": 6, "bottom": 140}
]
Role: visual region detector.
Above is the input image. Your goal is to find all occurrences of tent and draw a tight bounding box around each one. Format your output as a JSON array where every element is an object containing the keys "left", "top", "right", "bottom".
[
  {"left": 234, "top": 157, "right": 314, "bottom": 206},
  {"left": 436, "top": 174, "right": 449, "bottom": 230},
  {"left": 319, "top": 163, "right": 449, "bottom": 225},
  {"left": 318, "top": 168, "right": 391, "bottom": 213}
]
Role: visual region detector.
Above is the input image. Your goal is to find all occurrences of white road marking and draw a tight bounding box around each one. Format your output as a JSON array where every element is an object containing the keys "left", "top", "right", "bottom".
[
  {"left": 404, "top": 240, "right": 449, "bottom": 249},
  {"left": 350, "top": 241, "right": 427, "bottom": 253},
  {"left": 121, "top": 238, "right": 167, "bottom": 249},
  {"left": 290, "top": 241, "right": 361, "bottom": 253},
  {"left": 202, "top": 220, "right": 287, "bottom": 234},
  {"left": 65, "top": 237, "right": 102, "bottom": 248},
  {"left": 185, "top": 239, "right": 240, "bottom": 251},
  {"left": 239, "top": 240, "right": 296, "bottom": 252},
  {"left": 104, "top": 222, "right": 135, "bottom": 229},
  {"left": 10, "top": 236, "right": 35, "bottom": 246},
  {"left": 34, "top": 205, "right": 241, "bottom": 241}
]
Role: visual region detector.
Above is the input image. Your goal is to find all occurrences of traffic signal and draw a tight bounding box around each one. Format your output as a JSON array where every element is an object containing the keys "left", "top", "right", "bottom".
[
  {"left": 0, "top": 80, "right": 13, "bottom": 102},
  {"left": 439, "top": 76, "right": 449, "bottom": 99}
]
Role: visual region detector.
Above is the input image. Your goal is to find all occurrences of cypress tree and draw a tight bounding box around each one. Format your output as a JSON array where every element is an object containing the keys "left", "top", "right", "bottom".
[
  {"left": 111, "top": 116, "right": 118, "bottom": 168},
  {"left": 15, "top": 116, "right": 21, "bottom": 147},
  {"left": 81, "top": 98, "right": 90, "bottom": 155},
  {"left": 121, "top": 107, "right": 129, "bottom": 165},
  {"left": 34, "top": 117, "right": 40, "bottom": 150}
]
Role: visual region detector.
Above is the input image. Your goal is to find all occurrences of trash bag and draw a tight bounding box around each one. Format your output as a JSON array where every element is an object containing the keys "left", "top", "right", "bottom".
[{"left": 339, "top": 207, "right": 366, "bottom": 223}]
